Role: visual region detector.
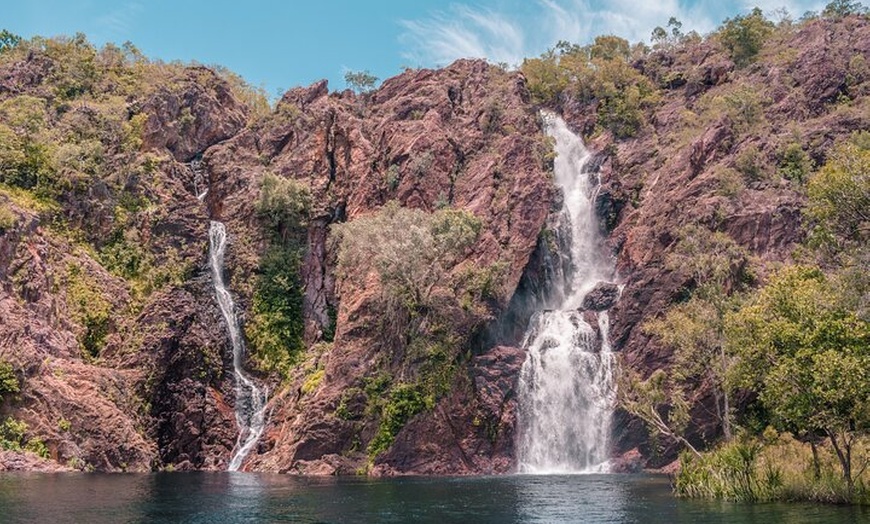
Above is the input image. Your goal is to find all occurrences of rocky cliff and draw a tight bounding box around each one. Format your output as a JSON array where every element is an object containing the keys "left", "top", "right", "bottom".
[{"left": 0, "top": 14, "right": 867, "bottom": 473}]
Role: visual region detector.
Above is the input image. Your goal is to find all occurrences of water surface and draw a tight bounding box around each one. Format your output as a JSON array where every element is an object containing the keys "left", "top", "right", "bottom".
[{"left": 0, "top": 473, "right": 865, "bottom": 523}]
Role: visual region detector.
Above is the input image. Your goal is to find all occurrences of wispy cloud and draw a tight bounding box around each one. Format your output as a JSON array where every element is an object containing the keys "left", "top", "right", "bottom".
[
  {"left": 94, "top": 1, "right": 143, "bottom": 41},
  {"left": 399, "top": 5, "right": 527, "bottom": 66},
  {"left": 398, "top": 0, "right": 824, "bottom": 69}
]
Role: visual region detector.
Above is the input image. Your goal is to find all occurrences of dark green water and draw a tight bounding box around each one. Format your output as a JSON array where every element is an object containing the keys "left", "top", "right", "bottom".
[{"left": 0, "top": 473, "right": 866, "bottom": 523}]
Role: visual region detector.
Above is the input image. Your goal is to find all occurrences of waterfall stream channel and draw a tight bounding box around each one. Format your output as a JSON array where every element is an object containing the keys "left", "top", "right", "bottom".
[
  {"left": 517, "top": 112, "right": 618, "bottom": 474},
  {"left": 208, "top": 221, "right": 268, "bottom": 471}
]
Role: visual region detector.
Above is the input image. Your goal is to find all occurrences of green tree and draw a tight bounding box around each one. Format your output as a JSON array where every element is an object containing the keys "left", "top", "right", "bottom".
[
  {"left": 344, "top": 70, "right": 379, "bottom": 94},
  {"left": 822, "top": 0, "right": 868, "bottom": 18},
  {"left": 0, "top": 30, "right": 21, "bottom": 54},
  {"left": 717, "top": 8, "right": 775, "bottom": 67},
  {"left": 727, "top": 266, "right": 870, "bottom": 492}
]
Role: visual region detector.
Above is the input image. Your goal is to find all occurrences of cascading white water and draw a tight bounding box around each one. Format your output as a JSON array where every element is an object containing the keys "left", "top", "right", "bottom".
[
  {"left": 517, "top": 112, "right": 616, "bottom": 474},
  {"left": 208, "top": 221, "right": 268, "bottom": 471}
]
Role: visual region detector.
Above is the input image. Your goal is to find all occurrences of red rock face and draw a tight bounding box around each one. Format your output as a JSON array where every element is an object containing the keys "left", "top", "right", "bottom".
[{"left": 205, "top": 59, "right": 553, "bottom": 475}]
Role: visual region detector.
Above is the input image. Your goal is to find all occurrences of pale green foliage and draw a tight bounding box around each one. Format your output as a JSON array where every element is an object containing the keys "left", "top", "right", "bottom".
[
  {"left": 619, "top": 226, "right": 749, "bottom": 451},
  {"left": 335, "top": 202, "right": 482, "bottom": 312},
  {"left": 0, "top": 202, "right": 16, "bottom": 231},
  {"left": 616, "top": 367, "right": 698, "bottom": 455},
  {"left": 666, "top": 225, "right": 750, "bottom": 289},
  {"left": 646, "top": 290, "right": 739, "bottom": 439},
  {"left": 697, "top": 83, "right": 767, "bottom": 135},
  {"left": 806, "top": 139, "right": 870, "bottom": 252},
  {"left": 255, "top": 172, "right": 311, "bottom": 243},
  {"left": 211, "top": 65, "right": 272, "bottom": 124},
  {"left": 677, "top": 432, "right": 869, "bottom": 504}
]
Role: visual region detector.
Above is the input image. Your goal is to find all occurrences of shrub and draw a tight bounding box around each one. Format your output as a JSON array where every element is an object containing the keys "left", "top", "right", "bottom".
[
  {"left": 255, "top": 173, "right": 310, "bottom": 244},
  {"left": 521, "top": 37, "right": 659, "bottom": 137},
  {"left": 805, "top": 139, "right": 870, "bottom": 251},
  {"left": 301, "top": 368, "right": 325, "bottom": 395},
  {"left": 0, "top": 360, "right": 19, "bottom": 400},
  {"left": 65, "top": 263, "right": 112, "bottom": 359},
  {"left": 675, "top": 434, "right": 869, "bottom": 504},
  {"left": 823, "top": 0, "right": 869, "bottom": 18},
  {"left": 246, "top": 173, "right": 311, "bottom": 377},
  {"left": 246, "top": 246, "right": 306, "bottom": 377},
  {"left": 367, "top": 382, "right": 431, "bottom": 459},
  {"left": 0, "top": 202, "right": 16, "bottom": 231},
  {"left": 521, "top": 53, "right": 570, "bottom": 104},
  {"left": 735, "top": 144, "right": 770, "bottom": 182},
  {"left": 778, "top": 142, "right": 813, "bottom": 183},
  {"left": 0, "top": 417, "right": 27, "bottom": 451}
]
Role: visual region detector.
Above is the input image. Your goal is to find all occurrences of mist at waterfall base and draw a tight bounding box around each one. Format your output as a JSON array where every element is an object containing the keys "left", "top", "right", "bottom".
[
  {"left": 2, "top": 474, "right": 865, "bottom": 524},
  {"left": 517, "top": 113, "right": 617, "bottom": 474},
  {"left": 208, "top": 221, "right": 268, "bottom": 471}
]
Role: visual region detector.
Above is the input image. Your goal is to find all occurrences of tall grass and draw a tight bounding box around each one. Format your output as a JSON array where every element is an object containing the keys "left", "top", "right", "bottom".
[{"left": 674, "top": 432, "right": 869, "bottom": 505}]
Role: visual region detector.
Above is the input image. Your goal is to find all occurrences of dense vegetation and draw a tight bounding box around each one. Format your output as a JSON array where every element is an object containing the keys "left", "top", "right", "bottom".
[{"left": 246, "top": 173, "right": 311, "bottom": 378}]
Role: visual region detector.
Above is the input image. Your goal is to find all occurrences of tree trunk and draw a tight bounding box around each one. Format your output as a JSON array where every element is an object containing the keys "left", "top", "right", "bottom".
[
  {"left": 810, "top": 440, "right": 821, "bottom": 480},
  {"left": 718, "top": 346, "right": 732, "bottom": 441},
  {"left": 827, "top": 429, "right": 854, "bottom": 494}
]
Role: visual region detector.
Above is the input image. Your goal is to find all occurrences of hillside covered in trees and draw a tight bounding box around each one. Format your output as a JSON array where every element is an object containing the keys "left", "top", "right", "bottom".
[{"left": 0, "top": 2, "right": 868, "bottom": 504}]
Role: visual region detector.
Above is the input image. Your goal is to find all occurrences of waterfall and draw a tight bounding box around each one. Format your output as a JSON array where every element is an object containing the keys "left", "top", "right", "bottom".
[
  {"left": 517, "top": 112, "right": 617, "bottom": 474},
  {"left": 208, "top": 221, "right": 268, "bottom": 471}
]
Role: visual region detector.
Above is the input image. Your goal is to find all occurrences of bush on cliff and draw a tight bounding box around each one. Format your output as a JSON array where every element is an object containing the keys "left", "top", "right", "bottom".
[
  {"left": 0, "top": 360, "right": 19, "bottom": 401},
  {"left": 246, "top": 173, "right": 311, "bottom": 377}
]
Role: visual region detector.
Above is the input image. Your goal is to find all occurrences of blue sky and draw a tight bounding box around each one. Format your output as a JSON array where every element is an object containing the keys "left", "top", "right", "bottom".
[{"left": 5, "top": 1, "right": 826, "bottom": 97}]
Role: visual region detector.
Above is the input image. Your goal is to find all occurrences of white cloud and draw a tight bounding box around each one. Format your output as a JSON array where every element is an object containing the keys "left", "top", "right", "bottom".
[
  {"left": 398, "top": 0, "right": 727, "bottom": 68},
  {"left": 399, "top": 5, "right": 528, "bottom": 66}
]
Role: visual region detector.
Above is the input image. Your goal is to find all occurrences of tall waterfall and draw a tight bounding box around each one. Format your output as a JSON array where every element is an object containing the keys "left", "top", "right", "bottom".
[
  {"left": 517, "top": 113, "right": 617, "bottom": 474},
  {"left": 208, "top": 221, "right": 268, "bottom": 471}
]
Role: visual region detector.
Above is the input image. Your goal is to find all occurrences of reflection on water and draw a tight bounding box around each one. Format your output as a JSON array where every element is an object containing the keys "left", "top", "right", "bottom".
[{"left": 0, "top": 473, "right": 866, "bottom": 523}]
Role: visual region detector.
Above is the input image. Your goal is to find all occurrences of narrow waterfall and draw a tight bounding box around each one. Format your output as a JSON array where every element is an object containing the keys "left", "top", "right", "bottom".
[
  {"left": 517, "top": 113, "right": 617, "bottom": 474},
  {"left": 208, "top": 221, "right": 268, "bottom": 471}
]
